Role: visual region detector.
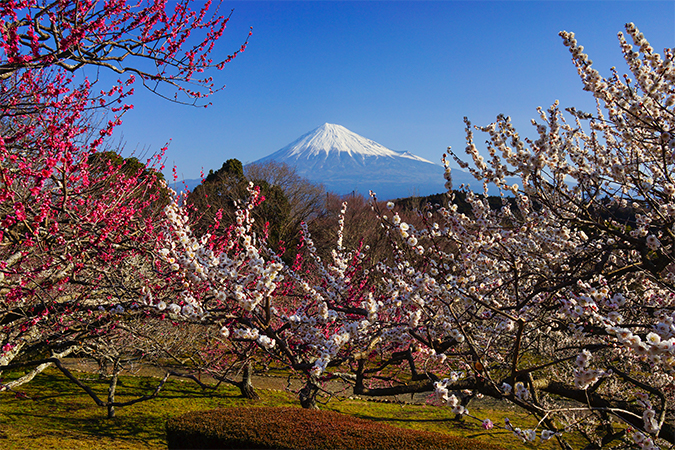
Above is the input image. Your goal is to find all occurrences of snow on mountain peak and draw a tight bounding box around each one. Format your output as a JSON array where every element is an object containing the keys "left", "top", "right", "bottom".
[
  {"left": 399, "top": 151, "right": 435, "bottom": 164},
  {"left": 272, "top": 123, "right": 433, "bottom": 162}
]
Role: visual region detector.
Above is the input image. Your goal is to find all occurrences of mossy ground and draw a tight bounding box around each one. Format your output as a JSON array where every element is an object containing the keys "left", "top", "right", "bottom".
[{"left": 0, "top": 368, "right": 582, "bottom": 449}]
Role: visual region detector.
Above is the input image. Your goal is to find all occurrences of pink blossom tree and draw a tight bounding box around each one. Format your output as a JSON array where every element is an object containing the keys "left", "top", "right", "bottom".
[{"left": 0, "top": 0, "right": 250, "bottom": 412}]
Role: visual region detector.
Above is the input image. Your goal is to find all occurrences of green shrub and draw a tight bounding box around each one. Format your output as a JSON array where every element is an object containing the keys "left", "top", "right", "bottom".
[{"left": 166, "top": 406, "right": 506, "bottom": 450}]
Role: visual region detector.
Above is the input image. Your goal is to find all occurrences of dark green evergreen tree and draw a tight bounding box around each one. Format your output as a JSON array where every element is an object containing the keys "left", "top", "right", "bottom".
[{"left": 187, "top": 159, "right": 294, "bottom": 259}]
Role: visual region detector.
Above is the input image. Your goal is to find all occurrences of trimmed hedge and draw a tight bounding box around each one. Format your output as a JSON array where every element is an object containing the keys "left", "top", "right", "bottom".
[{"left": 166, "top": 406, "right": 505, "bottom": 450}]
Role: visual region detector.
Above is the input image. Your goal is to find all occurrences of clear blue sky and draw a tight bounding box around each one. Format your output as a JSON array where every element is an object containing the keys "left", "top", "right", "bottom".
[{"left": 110, "top": 1, "right": 675, "bottom": 181}]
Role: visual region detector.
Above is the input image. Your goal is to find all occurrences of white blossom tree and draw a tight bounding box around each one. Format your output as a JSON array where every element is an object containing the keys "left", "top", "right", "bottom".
[
  {"left": 351, "top": 23, "right": 675, "bottom": 449},
  {"left": 162, "top": 23, "right": 675, "bottom": 449}
]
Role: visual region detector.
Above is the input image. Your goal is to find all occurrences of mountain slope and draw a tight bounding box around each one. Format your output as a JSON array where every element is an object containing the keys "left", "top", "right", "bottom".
[{"left": 254, "top": 123, "right": 453, "bottom": 200}]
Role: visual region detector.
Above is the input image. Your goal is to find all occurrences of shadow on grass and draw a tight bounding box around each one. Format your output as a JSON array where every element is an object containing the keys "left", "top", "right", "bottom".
[
  {"left": 2, "top": 368, "right": 537, "bottom": 450},
  {"left": 467, "top": 430, "right": 515, "bottom": 439},
  {"left": 1, "top": 367, "right": 253, "bottom": 447},
  {"left": 348, "top": 413, "right": 485, "bottom": 432},
  {"left": 352, "top": 414, "right": 458, "bottom": 424}
]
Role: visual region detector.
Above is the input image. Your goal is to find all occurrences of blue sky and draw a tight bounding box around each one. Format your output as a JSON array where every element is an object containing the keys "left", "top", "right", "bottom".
[{"left": 110, "top": 1, "right": 675, "bottom": 181}]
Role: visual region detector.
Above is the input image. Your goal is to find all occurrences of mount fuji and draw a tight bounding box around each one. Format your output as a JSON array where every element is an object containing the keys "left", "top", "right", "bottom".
[{"left": 253, "top": 123, "right": 465, "bottom": 200}]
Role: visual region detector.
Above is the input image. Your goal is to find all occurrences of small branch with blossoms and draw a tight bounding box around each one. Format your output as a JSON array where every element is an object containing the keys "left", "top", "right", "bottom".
[{"left": 0, "top": 0, "right": 252, "bottom": 105}]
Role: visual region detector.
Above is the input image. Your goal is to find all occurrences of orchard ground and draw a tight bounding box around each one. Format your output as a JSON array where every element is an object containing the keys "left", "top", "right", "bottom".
[{"left": 0, "top": 362, "right": 585, "bottom": 450}]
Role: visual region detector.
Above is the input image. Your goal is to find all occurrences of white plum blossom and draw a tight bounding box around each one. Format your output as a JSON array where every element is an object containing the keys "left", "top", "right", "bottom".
[
  {"left": 541, "top": 430, "right": 556, "bottom": 441},
  {"left": 514, "top": 382, "right": 530, "bottom": 401},
  {"left": 257, "top": 335, "right": 276, "bottom": 350}
]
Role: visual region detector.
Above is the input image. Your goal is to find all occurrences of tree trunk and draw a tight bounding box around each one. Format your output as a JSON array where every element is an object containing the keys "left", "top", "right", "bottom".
[
  {"left": 299, "top": 378, "right": 320, "bottom": 410},
  {"left": 107, "top": 372, "right": 118, "bottom": 418},
  {"left": 238, "top": 361, "right": 259, "bottom": 400},
  {"left": 106, "top": 358, "right": 121, "bottom": 419}
]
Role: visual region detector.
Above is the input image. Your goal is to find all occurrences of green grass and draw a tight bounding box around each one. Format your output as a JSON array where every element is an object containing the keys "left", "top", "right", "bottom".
[
  {"left": 329, "top": 399, "right": 565, "bottom": 450},
  {"left": 0, "top": 369, "right": 270, "bottom": 449},
  {"left": 0, "top": 368, "right": 580, "bottom": 450}
]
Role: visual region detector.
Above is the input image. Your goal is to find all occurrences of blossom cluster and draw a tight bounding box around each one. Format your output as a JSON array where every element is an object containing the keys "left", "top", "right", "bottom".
[
  {"left": 158, "top": 184, "right": 285, "bottom": 329},
  {"left": 431, "top": 378, "right": 468, "bottom": 415},
  {"left": 573, "top": 349, "right": 611, "bottom": 390}
]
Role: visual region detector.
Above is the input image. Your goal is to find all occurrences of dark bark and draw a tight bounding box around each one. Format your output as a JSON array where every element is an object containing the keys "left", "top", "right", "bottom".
[
  {"left": 299, "top": 378, "right": 320, "bottom": 409},
  {"left": 237, "top": 361, "right": 259, "bottom": 400},
  {"left": 535, "top": 379, "right": 675, "bottom": 445},
  {"left": 354, "top": 378, "right": 435, "bottom": 397}
]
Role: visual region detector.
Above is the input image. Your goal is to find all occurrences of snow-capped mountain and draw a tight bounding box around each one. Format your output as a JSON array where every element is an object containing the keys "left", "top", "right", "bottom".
[
  {"left": 254, "top": 123, "right": 455, "bottom": 200},
  {"left": 267, "top": 123, "right": 434, "bottom": 162}
]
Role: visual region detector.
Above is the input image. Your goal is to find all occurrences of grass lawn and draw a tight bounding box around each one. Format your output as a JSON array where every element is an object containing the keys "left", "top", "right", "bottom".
[{"left": 0, "top": 368, "right": 579, "bottom": 449}]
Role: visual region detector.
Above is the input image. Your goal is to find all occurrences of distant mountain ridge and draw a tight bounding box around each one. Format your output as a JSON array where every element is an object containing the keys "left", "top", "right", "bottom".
[
  {"left": 169, "top": 178, "right": 202, "bottom": 193},
  {"left": 253, "top": 123, "right": 456, "bottom": 200}
]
